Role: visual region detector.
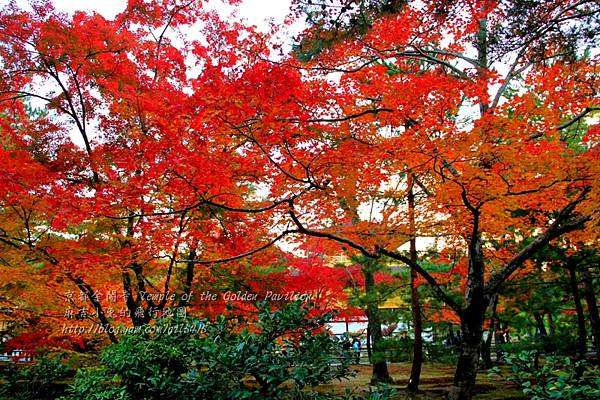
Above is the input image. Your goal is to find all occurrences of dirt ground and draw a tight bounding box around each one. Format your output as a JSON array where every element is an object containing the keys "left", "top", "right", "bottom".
[{"left": 314, "top": 362, "right": 528, "bottom": 399}]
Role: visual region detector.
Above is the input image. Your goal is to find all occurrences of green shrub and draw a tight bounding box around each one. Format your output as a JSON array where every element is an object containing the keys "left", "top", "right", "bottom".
[
  {"left": 490, "top": 351, "right": 600, "bottom": 400},
  {"left": 0, "top": 352, "right": 69, "bottom": 400},
  {"left": 63, "top": 301, "right": 362, "bottom": 400},
  {"left": 369, "top": 336, "right": 458, "bottom": 364},
  {"left": 376, "top": 336, "right": 412, "bottom": 363},
  {"left": 424, "top": 342, "right": 459, "bottom": 364},
  {"left": 59, "top": 366, "right": 131, "bottom": 400},
  {"left": 499, "top": 333, "right": 578, "bottom": 357}
]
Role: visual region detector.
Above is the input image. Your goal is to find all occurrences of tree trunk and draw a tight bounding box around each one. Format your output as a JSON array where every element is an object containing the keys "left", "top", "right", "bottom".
[
  {"left": 408, "top": 256, "right": 423, "bottom": 391},
  {"left": 546, "top": 312, "right": 556, "bottom": 336},
  {"left": 449, "top": 184, "right": 487, "bottom": 400},
  {"left": 494, "top": 321, "right": 506, "bottom": 362},
  {"left": 449, "top": 242, "right": 487, "bottom": 399},
  {"left": 567, "top": 263, "right": 587, "bottom": 359},
  {"left": 366, "top": 326, "right": 372, "bottom": 360},
  {"left": 363, "top": 267, "right": 393, "bottom": 384},
  {"left": 581, "top": 266, "right": 600, "bottom": 358},
  {"left": 482, "top": 294, "right": 498, "bottom": 369},
  {"left": 407, "top": 176, "right": 423, "bottom": 392},
  {"left": 448, "top": 14, "right": 494, "bottom": 398},
  {"left": 449, "top": 305, "right": 486, "bottom": 400},
  {"left": 533, "top": 311, "right": 547, "bottom": 338},
  {"left": 178, "top": 246, "right": 197, "bottom": 308}
]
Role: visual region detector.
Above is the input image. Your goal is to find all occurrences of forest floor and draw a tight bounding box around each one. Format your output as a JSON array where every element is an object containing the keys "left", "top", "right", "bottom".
[{"left": 315, "top": 362, "right": 528, "bottom": 399}]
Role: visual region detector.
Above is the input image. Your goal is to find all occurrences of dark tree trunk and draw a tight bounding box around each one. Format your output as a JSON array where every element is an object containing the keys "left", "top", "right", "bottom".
[
  {"left": 482, "top": 294, "right": 498, "bottom": 369},
  {"left": 533, "top": 311, "right": 547, "bottom": 338},
  {"left": 567, "top": 263, "right": 587, "bottom": 359},
  {"left": 121, "top": 216, "right": 150, "bottom": 326},
  {"left": 546, "top": 312, "right": 556, "bottom": 335},
  {"left": 408, "top": 255, "right": 423, "bottom": 391},
  {"left": 581, "top": 266, "right": 600, "bottom": 358},
  {"left": 366, "top": 326, "right": 372, "bottom": 360},
  {"left": 449, "top": 259, "right": 488, "bottom": 400},
  {"left": 449, "top": 302, "right": 487, "bottom": 400},
  {"left": 122, "top": 271, "right": 142, "bottom": 326},
  {"left": 449, "top": 185, "right": 487, "bottom": 400},
  {"left": 494, "top": 321, "right": 507, "bottom": 362},
  {"left": 363, "top": 267, "right": 393, "bottom": 384},
  {"left": 533, "top": 310, "right": 547, "bottom": 365},
  {"left": 178, "top": 246, "right": 197, "bottom": 308},
  {"left": 407, "top": 176, "right": 423, "bottom": 392}
]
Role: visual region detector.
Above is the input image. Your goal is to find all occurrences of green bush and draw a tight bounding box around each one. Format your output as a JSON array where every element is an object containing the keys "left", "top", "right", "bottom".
[
  {"left": 370, "top": 336, "right": 458, "bottom": 364},
  {"left": 63, "top": 301, "right": 363, "bottom": 400},
  {"left": 0, "top": 352, "right": 69, "bottom": 400},
  {"left": 424, "top": 342, "right": 458, "bottom": 364},
  {"left": 376, "top": 336, "right": 412, "bottom": 362},
  {"left": 59, "top": 366, "right": 131, "bottom": 400},
  {"left": 499, "top": 333, "right": 578, "bottom": 357},
  {"left": 490, "top": 351, "right": 600, "bottom": 400}
]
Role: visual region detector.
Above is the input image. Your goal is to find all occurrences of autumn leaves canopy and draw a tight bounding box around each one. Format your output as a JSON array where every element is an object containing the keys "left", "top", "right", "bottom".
[{"left": 0, "top": 0, "right": 597, "bottom": 349}]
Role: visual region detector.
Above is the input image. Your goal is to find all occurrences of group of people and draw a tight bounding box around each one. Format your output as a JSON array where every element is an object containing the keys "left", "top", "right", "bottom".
[{"left": 339, "top": 333, "right": 362, "bottom": 364}]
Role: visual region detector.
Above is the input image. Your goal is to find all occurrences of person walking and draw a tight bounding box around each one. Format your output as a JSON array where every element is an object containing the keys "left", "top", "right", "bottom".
[{"left": 351, "top": 336, "right": 362, "bottom": 364}]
